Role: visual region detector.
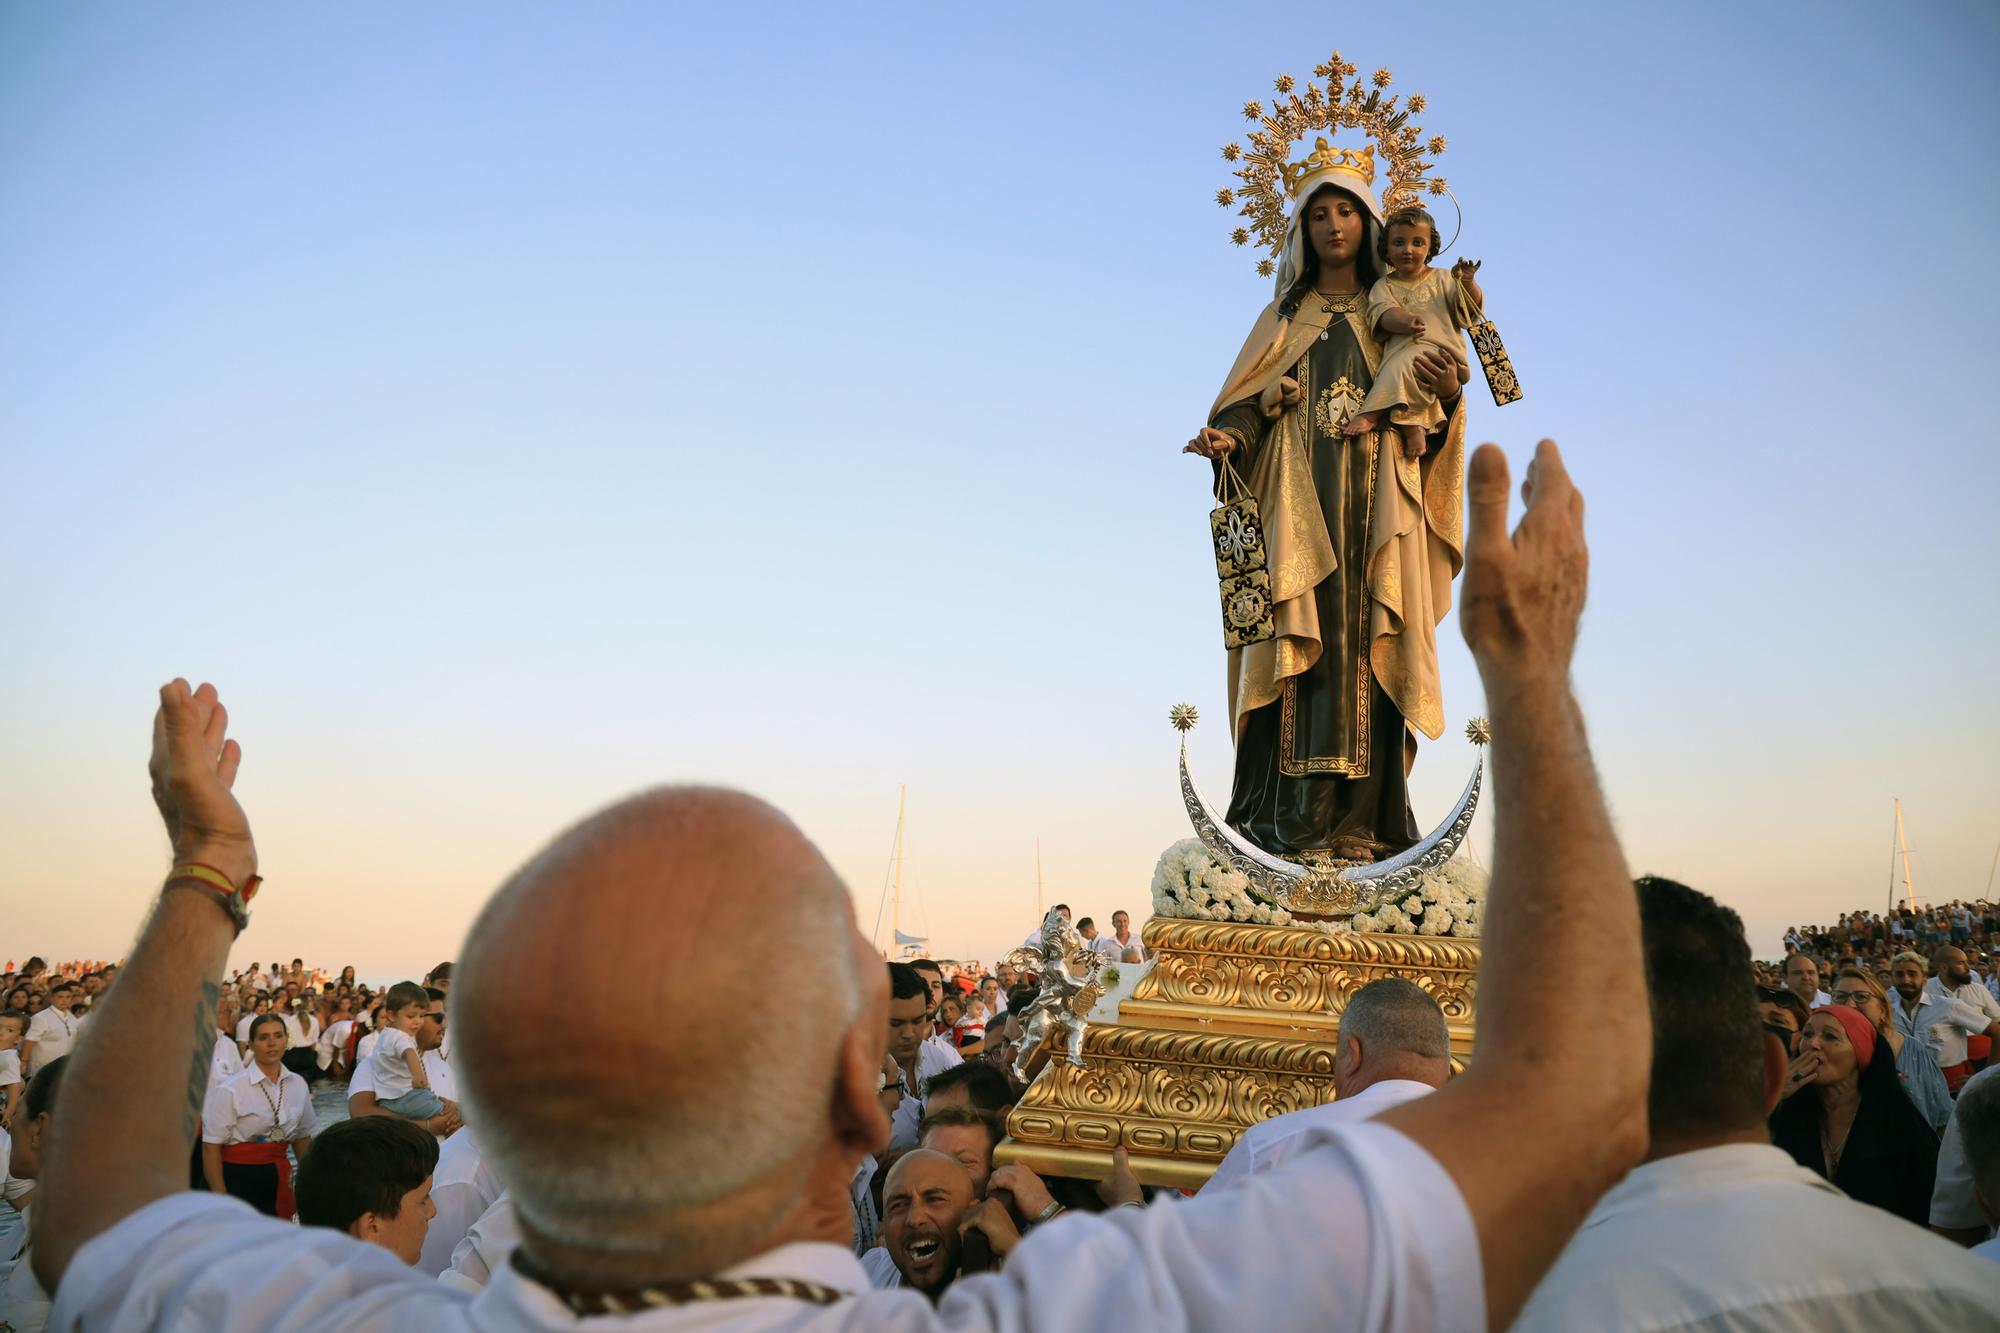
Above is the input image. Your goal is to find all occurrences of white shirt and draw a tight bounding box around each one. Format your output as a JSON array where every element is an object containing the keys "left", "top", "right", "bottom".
[
  {"left": 0, "top": 1047, "right": 20, "bottom": 1092},
  {"left": 417, "top": 1127, "right": 503, "bottom": 1278},
  {"left": 1204, "top": 1078, "right": 1438, "bottom": 1192},
  {"left": 200, "top": 1064, "right": 317, "bottom": 1145},
  {"left": 1932, "top": 1064, "right": 2000, "bottom": 1232},
  {"left": 0, "top": 1125, "right": 32, "bottom": 1207},
  {"left": 317, "top": 1018, "right": 354, "bottom": 1071},
  {"left": 346, "top": 1044, "right": 451, "bottom": 1107},
  {"left": 858, "top": 1245, "right": 902, "bottom": 1289},
  {"left": 371, "top": 1028, "right": 419, "bottom": 1100},
  {"left": 440, "top": 1194, "right": 519, "bottom": 1293},
  {"left": 22, "top": 1011, "right": 75, "bottom": 1076},
  {"left": 355, "top": 1029, "right": 381, "bottom": 1067},
  {"left": 424, "top": 1048, "right": 456, "bottom": 1103},
  {"left": 850, "top": 1155, "right": 879, "bottom": 1256},
  {"left": 1974, "top": 1236, "right": 2000, "bottom": 1264},
  {"left": 1893, "top": 989, "right": 1992, "bottom": 1067},
  {"left": 1926, "top": 974, "right": 2000, "bottom": 1024},
  {"left": 1109, "top": 933, "right": 1147, "bottom": 962},
  {"left": 0, "top": 1203, "right": 49, "bottom": 1333},
  {"left": 282, "top": 1013, "right": 320, "bottom": 1050},
  {"left": 208, "top": 1032, "right": 245, "bottom": 1088},
  {"left": 234, "top": 1013, "right": 258, "bottom": 1044},
  {"left": 50, "top": 1118, "right": 1480, "bottom": 1332},
  {"left": 1513, "top": 1142, "right": 2000, "bottom": 1330},
  {"left": 1082, "top": 936, "right": 1120, "bottom": 959},
  {"left": 888, "top": 1040, "right": 964, "bottom": 1151}
]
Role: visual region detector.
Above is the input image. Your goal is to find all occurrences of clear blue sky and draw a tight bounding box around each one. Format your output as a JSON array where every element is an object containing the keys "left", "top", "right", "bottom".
[{"left": 4, "top": 0, "right": 1997, "bottom": 974}]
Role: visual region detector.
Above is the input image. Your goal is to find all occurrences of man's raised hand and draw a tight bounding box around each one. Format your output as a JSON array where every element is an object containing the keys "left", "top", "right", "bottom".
[
  {"left": 149, "top": 679, "right": 256, "bottom": 884},
  {"left": 1458, "top": 441, "right": 1588, "bottom": 692}
]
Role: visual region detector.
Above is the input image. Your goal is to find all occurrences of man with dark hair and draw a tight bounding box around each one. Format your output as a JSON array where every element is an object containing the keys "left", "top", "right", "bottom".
[
  {"left": 295, "top": 1116, "right": 441, "bottom": 1266},
  {"left": 1515, "top": 877, "right": 1999, "bottom": 1326},
  {"left": 424, "top": 962, "right": 454, "bottom": 994},
  {"left": 887, "top": 962, "right": 959, "bottom": 1150},
  {"left": 0, "top": 1055, "right": 69, "bottom": 1329},
  {"left": 1207, "top": 977, "right": 1450, "bottom": 1190},
  {"left": 22, "top": 984, "right": 78, "bottom": 1077},
  {"left": 1077, "top": 918, "right": 1119, "bottom": 961},
  {"left": 921, "top": 1060, "right": 1014, "bottom": 1120},
  {"left": 419, "top": 985, "right": 455, "bottom": 1102},
  {"left": 907, "top": 959, "right": 962, "bottom": 1063}
]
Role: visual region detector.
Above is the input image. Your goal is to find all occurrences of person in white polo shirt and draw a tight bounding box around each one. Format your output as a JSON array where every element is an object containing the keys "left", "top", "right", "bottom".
[
  {"left": 1515, "top": 877, "right": 1999, "bottom": 1328},
  {"left": 1205, "top": 977, "right": 1449, "bottom": 1191},
  {"left": 41, "top": 444, "right": 1657, "bottom": 1332},
  {"left": 20, "top": 986, "right": 79, "bottom": 1079},
  {"left": 887, "top": 962, "right": 961, "bottom": 1151}
]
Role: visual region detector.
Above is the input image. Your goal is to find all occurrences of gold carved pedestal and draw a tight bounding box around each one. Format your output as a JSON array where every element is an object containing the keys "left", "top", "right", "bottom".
[{"left": 995, "top": 917, "right": 1478, "bottom": 1190}]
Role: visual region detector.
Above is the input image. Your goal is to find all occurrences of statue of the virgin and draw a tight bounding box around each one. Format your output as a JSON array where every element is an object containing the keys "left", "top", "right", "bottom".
[{"left": 1186, "top": 121, "right": 1469, "bottom": 866}]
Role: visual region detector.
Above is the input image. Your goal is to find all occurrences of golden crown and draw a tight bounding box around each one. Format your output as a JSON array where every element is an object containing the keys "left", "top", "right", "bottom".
[
  {"left": 1282, "top": 139, "right": 1377, "bottom": 198},
  {"left": 1216, "top": 51, "right": 1451, "bottom": 277}
]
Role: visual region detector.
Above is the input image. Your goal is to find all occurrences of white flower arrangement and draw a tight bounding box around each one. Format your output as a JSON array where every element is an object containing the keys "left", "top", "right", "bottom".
[
  {"left": 1151, "top": 838, "right": 1486, "bottom": 939},
  {"left": 1150, "top": 838, "right": 1293, "bottom": 927},
  {"left": 1348, "top": 856, "right": 1487, "bottom": 938}
]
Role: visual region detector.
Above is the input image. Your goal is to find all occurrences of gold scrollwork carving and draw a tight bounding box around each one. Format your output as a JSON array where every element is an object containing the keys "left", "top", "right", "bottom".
[
  {"left": 1133, "top": 919, "right": 1479, "bottom": 1022},
  {"left": 1000, "top": 918, "right": 1480, "bottom": 1188}
]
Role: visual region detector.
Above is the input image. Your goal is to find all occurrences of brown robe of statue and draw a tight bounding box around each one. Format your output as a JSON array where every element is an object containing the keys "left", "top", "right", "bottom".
[{"left": 1206, "top": 288, "right": 1465, "bottom": 860}]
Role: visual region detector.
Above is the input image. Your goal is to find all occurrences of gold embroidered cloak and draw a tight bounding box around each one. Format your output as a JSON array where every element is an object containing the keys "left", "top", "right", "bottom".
[{"left": 1208, "top": 296, "right": 1465, "bottom": 781}]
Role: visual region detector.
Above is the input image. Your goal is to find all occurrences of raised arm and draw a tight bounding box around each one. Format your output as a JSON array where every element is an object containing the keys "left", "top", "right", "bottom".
[
  {"left": 1377, "top": 441, "right": 1650, "bottom": 1329},
  {"left": 35, "top": 680, "right": 258, "bottom": 1290}
]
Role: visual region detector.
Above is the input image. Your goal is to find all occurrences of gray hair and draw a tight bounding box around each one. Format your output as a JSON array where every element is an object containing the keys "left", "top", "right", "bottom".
[
  {"left": 455, "top": 789, "right": 863, "bottom": 1260},
  {"left": 1337, "top": 977, "right": 1447, "bottom": 1061}
]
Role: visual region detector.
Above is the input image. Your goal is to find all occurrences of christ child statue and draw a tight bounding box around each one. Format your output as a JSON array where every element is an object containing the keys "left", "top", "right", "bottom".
[{"left": 1343, "top": 207, "right": 1484, "bottom": 459}]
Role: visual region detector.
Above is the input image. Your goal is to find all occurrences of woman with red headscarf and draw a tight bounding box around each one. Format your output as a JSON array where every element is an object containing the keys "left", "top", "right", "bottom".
[{"left": 1768, "top": 1004, "right": 1939, "bottom": 1223}]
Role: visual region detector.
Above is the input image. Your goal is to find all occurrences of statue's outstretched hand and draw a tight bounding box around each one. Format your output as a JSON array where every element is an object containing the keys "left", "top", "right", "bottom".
[
  {"left": 149, "top": 679, "right": 257, "bottom": 883},
  {"left": 1459, "top": 441, "right": 1587, "bottom": 690},
  {"left": 1184, "top": 428, "right": 1236, "bottom": 460},
  {"left": 1452, "top": 258, "right": 1483, "bottom": 282}
]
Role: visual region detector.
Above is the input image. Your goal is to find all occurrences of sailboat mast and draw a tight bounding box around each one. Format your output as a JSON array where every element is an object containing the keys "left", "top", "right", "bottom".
[
  {"left": 1035, "top": 839, "right": 1045, "bottom": 919},
  {"left": 892, "top": 785, "right": 906, "bottom": 957},
  {"left": 1894, "top": 799, "right": 1917, "bottom": 912}
]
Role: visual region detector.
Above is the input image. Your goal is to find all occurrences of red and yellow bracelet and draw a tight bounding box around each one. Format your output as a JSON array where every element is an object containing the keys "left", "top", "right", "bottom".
[{"left": 165, "top": 862, "right": 261, "bottom": 933}]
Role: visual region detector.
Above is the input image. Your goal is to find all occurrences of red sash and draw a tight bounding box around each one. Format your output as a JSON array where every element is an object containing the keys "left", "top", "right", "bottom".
[{"left": 220, "top": 1140, "right": 295, "bottom": 1219}]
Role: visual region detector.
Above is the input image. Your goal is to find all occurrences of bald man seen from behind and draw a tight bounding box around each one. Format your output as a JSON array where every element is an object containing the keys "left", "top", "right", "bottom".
[{"left": 37, "top": 439, "right": 1650, "bottom": 1332}]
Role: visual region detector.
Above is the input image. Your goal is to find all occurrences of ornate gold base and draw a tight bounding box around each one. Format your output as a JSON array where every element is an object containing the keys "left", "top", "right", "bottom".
[{"left": 995, "top": 917, "right": 1478, "bottom": 1189}]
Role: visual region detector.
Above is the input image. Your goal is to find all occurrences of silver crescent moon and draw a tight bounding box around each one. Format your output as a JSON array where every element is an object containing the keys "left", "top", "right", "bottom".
[{"left": 1178, "top": 723, "right": 1484, "bottom": 913}]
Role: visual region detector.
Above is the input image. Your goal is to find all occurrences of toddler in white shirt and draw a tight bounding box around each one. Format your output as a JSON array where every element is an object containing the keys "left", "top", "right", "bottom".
[
  {"left": 370, "top": 982, "right": 448, "bottom": 1123},
  {"left": 0, "top": 1011, "right": 22, "bottom": 1127}
]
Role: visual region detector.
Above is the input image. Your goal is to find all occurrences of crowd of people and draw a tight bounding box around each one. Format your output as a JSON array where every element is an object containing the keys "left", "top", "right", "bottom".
[{"left": 5, "top": 442, "right": 1998, "bottom": 1330}]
